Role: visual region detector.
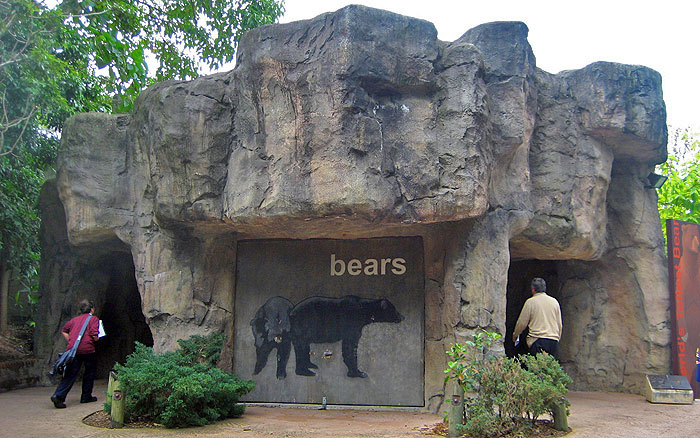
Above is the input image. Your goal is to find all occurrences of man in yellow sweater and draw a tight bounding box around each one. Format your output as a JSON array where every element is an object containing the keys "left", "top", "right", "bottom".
[{"left": 512, "top": 278, "right": 562, "bottom": 358}]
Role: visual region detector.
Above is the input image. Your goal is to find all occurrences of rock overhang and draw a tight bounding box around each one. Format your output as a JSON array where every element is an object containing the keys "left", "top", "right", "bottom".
[{"left": 56, "top": 6, "right": 667, "bottom": 255}]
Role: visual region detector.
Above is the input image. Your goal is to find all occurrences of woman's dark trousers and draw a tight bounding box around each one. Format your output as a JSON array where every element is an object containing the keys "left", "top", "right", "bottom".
[{"left": 52, "top": 353, "right": 97, "bottom": 402}]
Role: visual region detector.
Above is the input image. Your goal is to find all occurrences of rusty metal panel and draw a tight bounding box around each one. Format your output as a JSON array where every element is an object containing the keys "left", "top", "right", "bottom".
[{"left": 667, "top": 219, "right": 700, "bottom": 399}]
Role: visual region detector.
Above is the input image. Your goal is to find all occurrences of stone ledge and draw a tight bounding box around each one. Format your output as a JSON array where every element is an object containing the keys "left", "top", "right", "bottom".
[{"left": 0, "top": 358, "right": 42, "bottom": 393}]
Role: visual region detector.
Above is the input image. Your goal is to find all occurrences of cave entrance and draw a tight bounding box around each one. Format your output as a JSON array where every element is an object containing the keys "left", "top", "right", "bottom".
[
  {"left": 505, "top": 259, "right": 561, "bottom": 358},
  {"left": 95, "top": 253, "right": 153, "bottom": 377}
]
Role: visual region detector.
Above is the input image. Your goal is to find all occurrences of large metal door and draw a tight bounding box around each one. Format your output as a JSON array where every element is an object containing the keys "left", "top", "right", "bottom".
[{"left": 233, "top": 237, "right": 424, "bottom": 406}]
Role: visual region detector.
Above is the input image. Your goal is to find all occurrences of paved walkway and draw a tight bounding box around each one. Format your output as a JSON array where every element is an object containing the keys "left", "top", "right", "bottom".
[{"left": 1, "top": 380, "right": 699, "bottom": 438}]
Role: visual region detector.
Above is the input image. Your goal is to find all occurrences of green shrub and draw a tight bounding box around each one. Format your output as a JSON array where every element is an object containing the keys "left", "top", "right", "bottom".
[
  {"left": 176, "top": 332, "right": 225, "bottom": 365},
  {"left": 105, "top": 334, "right": 254, "bottom": 428},
  {"left": 520, "top": 352, "right": 572, "bottom": 420},
  {"left": 459, "top": 400, "right": 500, "bottom": 437},
  {"left": 445, "top": 332, "right": 572, "bottom": 438},
  {"left": 478, "top": 356, "right": 529, "bottom": 420}
]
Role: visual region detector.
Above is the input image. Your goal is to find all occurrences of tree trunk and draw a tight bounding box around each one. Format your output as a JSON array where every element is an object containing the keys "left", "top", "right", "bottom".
[{"left": 0, "top": 257, "right": 9, "bottom": 333}]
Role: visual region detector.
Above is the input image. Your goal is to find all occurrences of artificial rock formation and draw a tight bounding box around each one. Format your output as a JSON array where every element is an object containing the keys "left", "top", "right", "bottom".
[{"left": 38, "top": 5, "right": 670, "bottom": 406}]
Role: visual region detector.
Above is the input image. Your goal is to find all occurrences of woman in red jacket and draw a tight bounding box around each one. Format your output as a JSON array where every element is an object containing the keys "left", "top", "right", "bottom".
[{"left": 50, "top": 300, "right": 101, "bottom": 409}]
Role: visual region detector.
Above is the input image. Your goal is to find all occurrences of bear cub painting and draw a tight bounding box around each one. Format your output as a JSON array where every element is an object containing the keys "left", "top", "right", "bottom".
[
  {"left": 250, "top": 295, "right": 404, "bottom": 379},
  {"left": 250, "top": 296, "right": 293, "bottom": 379}
]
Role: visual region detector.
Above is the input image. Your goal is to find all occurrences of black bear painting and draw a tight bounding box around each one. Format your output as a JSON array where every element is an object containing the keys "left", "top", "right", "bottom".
[
  {"left": 236, "top": 237, "right": 424, "bottom": 405},
  {"left": 250, "top": 296, "right": 294, "bottom": 379},
  {"left": 249, "top": 295, "right": 404, "bottom": 379},
  {"left": 289, "top": 295, "right": 404, "bottom": 378}
]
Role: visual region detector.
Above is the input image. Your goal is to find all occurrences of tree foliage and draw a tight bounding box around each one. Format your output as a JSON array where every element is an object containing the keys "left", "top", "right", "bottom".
[
  {"left": 0, "top": 0, "right": 284, "bottom": 328},
  {"left": 1, "top": 0, "right": 106, "bottom": 301},
  {"left": 657, "top": 128, "right": 700, "bottom": 237},
  {"left": 59, "top": 0, "right": 284, "bottom": 111}
]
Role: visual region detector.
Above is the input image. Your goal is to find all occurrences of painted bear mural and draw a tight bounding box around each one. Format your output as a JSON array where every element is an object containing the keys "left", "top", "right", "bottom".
[
  {"left": 250, "top": 296, "right": 294, "bottom": 379},
  {"left": 291, "top": 296, "right": 405, "bottom": 378},
  {"left": 250, "top": 295, "right": 404, "bottom": 378}
]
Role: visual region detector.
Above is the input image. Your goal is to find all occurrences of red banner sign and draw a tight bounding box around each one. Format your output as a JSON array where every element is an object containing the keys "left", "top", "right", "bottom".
[{"left": 667, "top": 219, "right": 700, "bottom": 398}]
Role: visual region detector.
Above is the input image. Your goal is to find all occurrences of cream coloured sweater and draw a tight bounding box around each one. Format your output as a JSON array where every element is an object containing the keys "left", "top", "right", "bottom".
[{"left": 513, "top": 292, "right": 562, "bottom": 348}]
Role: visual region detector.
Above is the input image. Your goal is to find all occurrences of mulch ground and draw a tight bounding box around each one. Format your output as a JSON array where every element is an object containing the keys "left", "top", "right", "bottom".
[
  {"left": 426, "top": 419, "right": 569, "bottom": 437},
  {"left": 83, "top": 410, "right": 162, "bottom": 429},
  {"left": 84, "top": 410, "right": 568, "bottom": 437},
  {"left": 83, "top": 411, "right": 568, "bottom": 438}
]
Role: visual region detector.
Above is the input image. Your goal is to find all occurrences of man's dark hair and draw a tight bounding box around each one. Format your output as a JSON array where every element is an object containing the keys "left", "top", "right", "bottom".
[
  {"left": 531, "top": 278, "right": 547, "bottom": 293},
  {"left": 78, "top": 299, "right": 94, "bottom": 314}
]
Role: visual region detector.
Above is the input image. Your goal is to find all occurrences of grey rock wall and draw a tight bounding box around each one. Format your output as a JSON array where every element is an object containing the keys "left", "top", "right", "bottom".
[{"left": 39, "top": 5, "right": 670, "bottom": 407}]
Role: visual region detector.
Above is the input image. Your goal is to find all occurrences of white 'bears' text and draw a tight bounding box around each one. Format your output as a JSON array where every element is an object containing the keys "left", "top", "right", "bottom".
[{"left": 330, "top": 254, "right": 406, "bottom": 276}]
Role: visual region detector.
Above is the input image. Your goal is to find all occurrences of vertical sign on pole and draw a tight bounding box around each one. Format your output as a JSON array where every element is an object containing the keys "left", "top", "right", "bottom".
[{"left": 667, "top": 219, "right": 700, "bottom": 398}]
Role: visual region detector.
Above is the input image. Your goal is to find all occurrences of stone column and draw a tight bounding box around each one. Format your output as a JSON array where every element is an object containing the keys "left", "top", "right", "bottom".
[{"left": 558, "top": 162, "right": 671, "bottom": 392}]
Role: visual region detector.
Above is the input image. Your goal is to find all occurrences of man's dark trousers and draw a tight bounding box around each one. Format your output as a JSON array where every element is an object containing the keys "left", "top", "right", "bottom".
[
  {"left": 529, "top": 338, "right": 559, "bottom": 359},
  {"left": 52, "top": 353, "right": 97, "bottom": 402}
]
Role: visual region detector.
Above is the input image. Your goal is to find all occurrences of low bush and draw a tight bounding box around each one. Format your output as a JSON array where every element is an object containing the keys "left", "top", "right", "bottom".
[
  {"left": 445, "top": 331, "right": 572, "bottom": 437},
  {"left": 105, "top": 333, "right": 254, "bottom": 428},
  {"left": 177, "top": 332, "right": 225, "bottom": 365},
  {"left": 519, "top": 352, "right": 572, "bottom": 421}
]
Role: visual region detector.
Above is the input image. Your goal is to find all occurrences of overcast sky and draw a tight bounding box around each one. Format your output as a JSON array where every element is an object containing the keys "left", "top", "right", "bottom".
[{"left": 277, "top": 0, "right": 699, "bottom": 131}]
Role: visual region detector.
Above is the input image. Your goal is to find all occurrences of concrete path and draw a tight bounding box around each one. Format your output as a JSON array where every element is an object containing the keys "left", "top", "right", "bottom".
[{"left": 1, "top": 380, "right": 699, "bottom": 438}]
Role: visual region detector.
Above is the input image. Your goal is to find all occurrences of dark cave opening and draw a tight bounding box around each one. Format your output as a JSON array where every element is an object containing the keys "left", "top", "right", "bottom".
[
  {"left": 505, "top": 259, "right": 561, "bottom": 358},
  {"left": 94, "top": 253, "right": 153, "bottom": 378}
]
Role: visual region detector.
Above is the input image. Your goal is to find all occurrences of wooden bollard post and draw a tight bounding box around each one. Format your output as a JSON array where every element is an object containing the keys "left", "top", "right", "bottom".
[
  {"left": 447, "top": 384, "right": 465, "bottom": 438},
  {"left": 109, "top": 376, "right": 125, "bottom": 428},
  {"left": 550, "top": 397, "right": 569, "bottom": 432},
  {"left": 107, "top": 371, "right": 116, "bottom": 402}
]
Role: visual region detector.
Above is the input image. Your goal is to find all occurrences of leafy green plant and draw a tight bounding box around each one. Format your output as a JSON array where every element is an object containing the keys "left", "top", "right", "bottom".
[
  {"left": 444, "top": 331, "right": 572, "bottom": 437},
  {"left": 106, "top": 333, "right": 254, "bottom": 428},
  {"left": 445, "top": 330, "right": 502, "bottom": 391}
]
